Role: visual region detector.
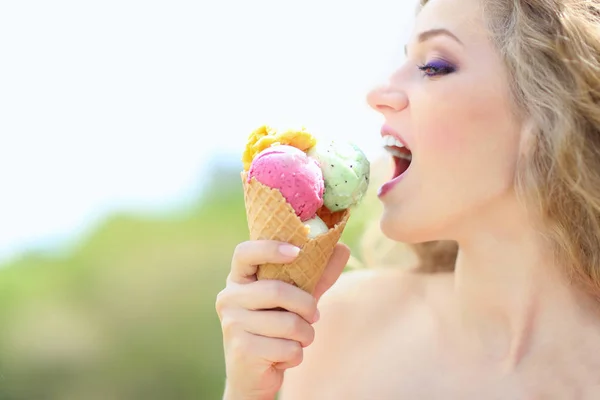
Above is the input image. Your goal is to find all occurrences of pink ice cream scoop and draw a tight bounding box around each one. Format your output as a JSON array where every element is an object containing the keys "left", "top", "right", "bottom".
[{"left": 248, "top": 145, "right": 324, "bottom": 221}]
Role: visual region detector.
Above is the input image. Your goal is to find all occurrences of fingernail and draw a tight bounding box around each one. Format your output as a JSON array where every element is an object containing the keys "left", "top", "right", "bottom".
[
  {"left": 313, "top": 309, "right": 320, "bottom": 323},
  {"left": 279, "top": 244, "right": 300, "bottom": 258}
]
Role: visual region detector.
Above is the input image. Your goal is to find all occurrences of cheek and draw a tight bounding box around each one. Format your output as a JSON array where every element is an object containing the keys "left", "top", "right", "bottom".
[
  {"left": 412, "top": 100, "right": 478, "bottom": 170},
  {"left": 412, "top": 87, "right": 520, "bottom": 179}
]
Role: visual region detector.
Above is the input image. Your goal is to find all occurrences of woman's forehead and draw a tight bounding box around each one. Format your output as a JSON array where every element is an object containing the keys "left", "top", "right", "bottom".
[
  {"left": 414, "top": 0, "right": 485, "bottom": 37},
  {"left": 413, "top": 0, "right": 488, "bottom": 47}
]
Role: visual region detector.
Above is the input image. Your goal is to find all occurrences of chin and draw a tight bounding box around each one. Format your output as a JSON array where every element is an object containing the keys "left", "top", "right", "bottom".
[
  {"left": 379, "top": 208, "right": 429, "bottom": 244},
  {"left": 379, "top": 205, "right": 458, "bottom": 244}
]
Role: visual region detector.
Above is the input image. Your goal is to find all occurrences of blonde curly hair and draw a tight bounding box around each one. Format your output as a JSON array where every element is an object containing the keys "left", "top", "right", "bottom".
[{"left": 360, "top": 1, "right": 600, "bottom": 296}]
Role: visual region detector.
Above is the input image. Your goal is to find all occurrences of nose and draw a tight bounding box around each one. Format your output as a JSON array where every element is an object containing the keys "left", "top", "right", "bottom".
[{"left": 366, "top": 84, "right": 408, "bottom": 114}]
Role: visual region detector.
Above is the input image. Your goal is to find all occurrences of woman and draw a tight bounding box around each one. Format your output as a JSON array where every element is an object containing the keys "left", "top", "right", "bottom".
[{"left": 216, "top": 0, "right": 600, "bottom": 398}]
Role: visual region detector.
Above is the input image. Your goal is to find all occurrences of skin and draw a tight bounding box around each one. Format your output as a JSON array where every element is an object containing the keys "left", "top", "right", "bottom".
[{"left": 217, "top": 0, "right": 600, "bottom": 398}]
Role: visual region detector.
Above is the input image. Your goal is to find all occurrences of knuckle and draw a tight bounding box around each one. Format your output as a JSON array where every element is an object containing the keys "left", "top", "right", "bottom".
[
  {"left": 289, "top": 356, "right": 303, "bottom": 369},
  {"left": 220, "top": 313, "right": 238, "bottom": 337},
  {"left": 295, "top": 297, "right": 317, "bottom": 323},
  {"left": 265, "top": 280, "right": 287, "bottom": 300},
  {"left": 289, "top": 351, "right": 304, "bottom": 368},
  {"left": 305, "top": 298, "right": 318, "bottom": 318},
  {"left": 228, "top": 335, "right": 251, "bottom": 359},
  {"left": 286, "top": 341, "right": 303, "bottom": 362},
  {"left": 214, "top": 288, "right": 232, "bottom": 317},
  {"left": 283, "top": 313, "right": 304, "bottom": 338},
  {"left": 304, "top": 325, "right": 316, "bottom": 347}
]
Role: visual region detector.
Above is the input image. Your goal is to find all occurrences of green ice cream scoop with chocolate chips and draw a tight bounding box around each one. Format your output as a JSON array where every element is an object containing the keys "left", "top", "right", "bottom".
[{"left": 307, "top": 139, "right": 370, "bottom": 212}]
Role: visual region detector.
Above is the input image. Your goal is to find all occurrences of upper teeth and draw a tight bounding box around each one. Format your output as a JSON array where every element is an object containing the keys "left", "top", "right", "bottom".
[{"left": 382, "top": 135, "right": 405, "bottom": 148}]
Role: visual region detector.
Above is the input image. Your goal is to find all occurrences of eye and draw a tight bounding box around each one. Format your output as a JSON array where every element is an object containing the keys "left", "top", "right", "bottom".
[{"left": 417, "top": 59, "right": 456, "bottom": 77}]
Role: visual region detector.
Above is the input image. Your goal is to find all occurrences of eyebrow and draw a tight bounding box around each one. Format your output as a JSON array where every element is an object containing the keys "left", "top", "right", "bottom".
[{"left": 404, "top": 28, "right": 463, "bottom": 55}]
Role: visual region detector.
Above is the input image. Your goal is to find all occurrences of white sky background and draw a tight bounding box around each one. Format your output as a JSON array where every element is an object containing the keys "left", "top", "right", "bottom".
[{"left": 0, "top": 0, "right": 415, "bottom": 262}]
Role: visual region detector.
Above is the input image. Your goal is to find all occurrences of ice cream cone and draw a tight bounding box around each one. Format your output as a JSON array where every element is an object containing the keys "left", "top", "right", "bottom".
[{"left": 241, "top": 171, "right": 350, "bottom": 295}]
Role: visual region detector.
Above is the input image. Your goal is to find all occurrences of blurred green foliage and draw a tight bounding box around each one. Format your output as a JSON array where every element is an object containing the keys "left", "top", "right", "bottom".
[{"left": 0, "top": 163, "right": 373, "bottom": 400}]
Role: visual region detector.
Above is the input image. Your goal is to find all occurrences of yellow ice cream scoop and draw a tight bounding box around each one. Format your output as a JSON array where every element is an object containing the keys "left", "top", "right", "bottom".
[{"left": 242, "top": 125, "right": 317, "bottom": 171}]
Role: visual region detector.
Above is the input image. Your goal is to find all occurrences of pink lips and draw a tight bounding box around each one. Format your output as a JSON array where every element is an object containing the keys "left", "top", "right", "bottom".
[{"left": 378, "top": 174, "right": 405, "bottom": 198}]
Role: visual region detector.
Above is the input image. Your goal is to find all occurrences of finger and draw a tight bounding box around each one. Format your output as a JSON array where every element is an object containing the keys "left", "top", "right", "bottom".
[
  {"left": 313, "top": 243, "right": 351, "bottom": 302},
  {"left": 273, "top": 357, "right": 304, "bottom": 370},
  {"left": 234, "top": 279, "right": 318, "bottom": 323},
  {"left": 237, "top": 309, "right": 315, "bottom": 347},
  {"left": 229, "top": 240, "right": 301, "bottom": 284},
  {"left": 229, "top": 331, "right": 303, "bottom": 367}
]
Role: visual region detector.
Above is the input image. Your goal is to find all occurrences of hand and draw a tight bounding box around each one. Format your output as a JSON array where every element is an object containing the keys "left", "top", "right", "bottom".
[{"left": 215, "top": 240, "right": 350, "bottom": 400}]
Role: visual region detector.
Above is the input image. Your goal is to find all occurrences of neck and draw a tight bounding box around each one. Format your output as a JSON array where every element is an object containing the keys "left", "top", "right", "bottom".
[{"left": 451, "top": 197, "right": 585, "bottom": 369}]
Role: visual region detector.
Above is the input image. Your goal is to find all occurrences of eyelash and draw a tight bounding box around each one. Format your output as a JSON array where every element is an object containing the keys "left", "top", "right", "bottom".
[{"left": 417, "top": 61, "right": 456, "bottom": 77}]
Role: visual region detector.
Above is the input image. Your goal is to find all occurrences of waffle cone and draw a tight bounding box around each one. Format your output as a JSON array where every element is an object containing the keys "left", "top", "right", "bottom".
[{"left": 241, "top": 171, "right": 350, "bottom": 295}]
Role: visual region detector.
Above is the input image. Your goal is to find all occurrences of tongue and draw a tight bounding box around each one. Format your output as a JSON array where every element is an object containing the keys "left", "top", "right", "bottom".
[{"left": 394, "top": 156, "right": 411, "bottom": 178}]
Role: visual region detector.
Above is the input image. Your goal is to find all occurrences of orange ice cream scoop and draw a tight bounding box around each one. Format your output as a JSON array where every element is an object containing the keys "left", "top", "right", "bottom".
[{"left": 242, "top": 125, "right": 317, "bottom": 171}]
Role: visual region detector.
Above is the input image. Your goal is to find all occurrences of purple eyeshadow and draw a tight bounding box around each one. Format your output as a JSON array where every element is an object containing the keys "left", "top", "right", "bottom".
[
  {"left": 427, "top": 59, "right": 456, "bottom": 71},
  {"left": 418, "top": 58, "right": 457, "bottom": 77}
]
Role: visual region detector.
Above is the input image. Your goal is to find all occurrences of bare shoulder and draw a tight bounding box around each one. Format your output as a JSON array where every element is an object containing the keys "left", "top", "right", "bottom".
[
  {"left": 315, "top": 266, "right": 452, "bottom": 334},
  {"left": 317, "top": 266, "right": 429, "bottom": 320},
  {"left": 279, "top": 267, "right": 451, "bottom": 399}
]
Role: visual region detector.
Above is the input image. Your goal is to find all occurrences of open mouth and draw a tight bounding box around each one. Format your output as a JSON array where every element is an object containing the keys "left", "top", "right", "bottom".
[{"left": 382, "top": 135, "right": 412, "bottom": 179}]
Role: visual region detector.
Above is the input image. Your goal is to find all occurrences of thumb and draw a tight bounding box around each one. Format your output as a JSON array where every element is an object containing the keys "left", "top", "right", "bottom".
[{"left": 313, "top": 243, "right": 351, "bottom": 302}]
